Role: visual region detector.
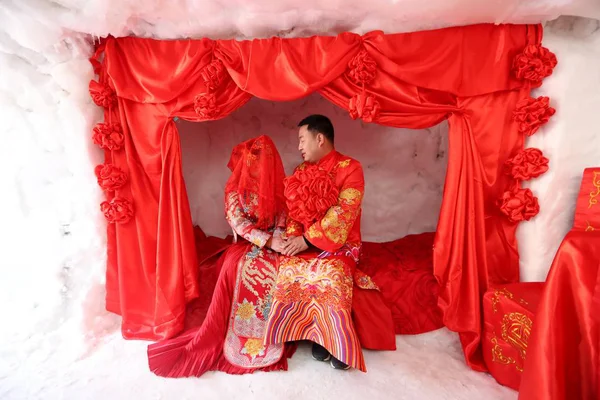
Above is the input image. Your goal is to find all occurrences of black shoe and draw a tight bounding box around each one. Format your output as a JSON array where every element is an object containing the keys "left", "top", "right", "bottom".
[
  {"left": 311, "top": 343, "right": 331, "bottom": 362},
  {"left": 330, "top": 357, "right": 350, "bottom": 370}
]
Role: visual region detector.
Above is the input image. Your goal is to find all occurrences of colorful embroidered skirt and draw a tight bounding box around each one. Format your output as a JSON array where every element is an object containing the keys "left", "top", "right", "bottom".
[{"left": 264, "top": 253, "right": 366, "bottom": 371}]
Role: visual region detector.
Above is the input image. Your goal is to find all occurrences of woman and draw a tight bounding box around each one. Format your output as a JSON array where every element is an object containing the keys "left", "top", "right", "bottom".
[{"left": 147, "top": 135, "right": 294, "bottom": 377}]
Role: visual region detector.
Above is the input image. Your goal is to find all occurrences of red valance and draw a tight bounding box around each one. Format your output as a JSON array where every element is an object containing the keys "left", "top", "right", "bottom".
[{"left": 106, "top": 24, "right": 537, "bottom": 103}]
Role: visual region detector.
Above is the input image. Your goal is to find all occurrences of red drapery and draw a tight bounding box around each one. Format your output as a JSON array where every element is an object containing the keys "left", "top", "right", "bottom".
[
  {"left": 518, "top": 168, "right": 600, "bottom": 399},
  {"left": 518, "top": 231, "right": 600, "bottom": 399},
  {"left": 90, "top": 23, "right": 556, "bottom": 371}
]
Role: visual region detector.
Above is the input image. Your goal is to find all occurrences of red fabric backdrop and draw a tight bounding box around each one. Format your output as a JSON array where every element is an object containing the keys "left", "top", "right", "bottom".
[{"left": 90, "top": 23, "right": 556, "bottom": 372}]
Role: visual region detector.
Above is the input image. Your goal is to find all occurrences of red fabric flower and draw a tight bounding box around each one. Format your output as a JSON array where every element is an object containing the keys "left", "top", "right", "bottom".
[
  {"left": 498, "top": 187, "right": 540, "bottom": 223},
  {"left": 92, "top": 122, "right": 124, "bottom": 151},
  {"left": 504, "top": 148, "right": 549, "bottom": 180},
  {"left": 193, "top": 93, "right": 220, "bottom": 119},
  {"left": 513, "top": 96, "right": 555, "bottom": 136},
  {"left": 349, "top": 93, "right": 381, "bottom": 123},
  {"left": 95, "top": 163, "right": 128, "bottom": 192},
  {"left": 512, "top": 45, "right": 557, "bottom": 87},
  {"left": 200, "top": 59, "right": 227, "bottom": 91},
  {"left": 100, "top": 197, "right": 134, "bottom": 224},
  {"left": 284, "top": 166, "right": 339, "bottom": 226},
  {"left": 89, "top": 80, "right": 117, "bottom": 108},
  {"left": 347, "top": 50, "right": 377, "bottom": 85}
]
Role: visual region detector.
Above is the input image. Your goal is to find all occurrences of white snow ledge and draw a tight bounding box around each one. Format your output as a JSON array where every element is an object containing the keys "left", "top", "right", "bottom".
[{"left": 1, "top": 0, "right": 600, "bottom": 52}]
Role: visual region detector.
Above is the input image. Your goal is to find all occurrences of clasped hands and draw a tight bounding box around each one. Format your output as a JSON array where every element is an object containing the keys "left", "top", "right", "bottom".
[{"left": 266, "top": 234, "right": 308, "bottom": 256}]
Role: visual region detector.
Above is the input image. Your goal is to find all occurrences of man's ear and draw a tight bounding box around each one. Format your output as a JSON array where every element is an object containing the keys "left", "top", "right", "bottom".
[{"left": 317, "top": 133, "right": 325, "bottom": 147}]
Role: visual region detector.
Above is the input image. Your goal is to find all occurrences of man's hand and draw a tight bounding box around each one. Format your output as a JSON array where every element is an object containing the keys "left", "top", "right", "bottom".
[
  {"left": 282, "top": 236, "right": 309, "bottom": 257},
  {"left": 266, "top": 235, "right": 286, "bottom": 253}
]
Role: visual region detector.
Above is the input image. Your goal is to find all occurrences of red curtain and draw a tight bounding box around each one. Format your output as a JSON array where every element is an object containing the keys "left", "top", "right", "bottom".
[
  {"left": 91, "top": 23, "right": 554, "bottom": 371},
  {"left": 518, "top": 231, "right": 600, "bottom": 399},
  {"left": 518, "top": 168, "right": 600, "bottom": 399}
]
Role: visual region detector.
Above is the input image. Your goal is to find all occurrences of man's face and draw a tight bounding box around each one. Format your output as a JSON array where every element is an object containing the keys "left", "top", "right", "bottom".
[{"left": 298, "top": 125, "right": 320, "bottom": 163}]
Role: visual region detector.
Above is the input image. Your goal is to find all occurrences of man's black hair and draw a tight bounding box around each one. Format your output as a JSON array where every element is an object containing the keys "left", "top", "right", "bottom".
[{"left": 298, "top": 114, "right": 334, "bottom": 144}]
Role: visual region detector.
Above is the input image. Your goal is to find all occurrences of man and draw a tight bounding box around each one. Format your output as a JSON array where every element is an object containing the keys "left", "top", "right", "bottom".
[{"left": 263, "top": 115, "right": 395, "bottom": 371}]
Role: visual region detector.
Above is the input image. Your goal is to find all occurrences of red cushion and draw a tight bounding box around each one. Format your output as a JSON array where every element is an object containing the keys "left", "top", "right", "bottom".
[{"left": 482, "top": 282, "right": 545, "bottom": 390}]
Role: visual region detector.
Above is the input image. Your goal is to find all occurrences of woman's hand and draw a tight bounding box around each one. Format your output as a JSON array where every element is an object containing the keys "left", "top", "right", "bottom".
[
  {"left": 282, "top": 236, "right": 309, "bottom": 256},
  {"left": 267, "top": 235, "right": 286, "bottom": 253}
]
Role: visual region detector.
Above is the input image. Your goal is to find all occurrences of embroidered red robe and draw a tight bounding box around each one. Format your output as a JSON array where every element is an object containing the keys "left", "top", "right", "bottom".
[{"left": 263, "top": 150, "right": 378, "bottom": 372}]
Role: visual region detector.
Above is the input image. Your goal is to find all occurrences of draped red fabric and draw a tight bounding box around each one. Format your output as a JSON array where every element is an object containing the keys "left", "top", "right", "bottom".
[
  {"left": 93, "top": 23, "right": 553, "bottom": 372},
  {"left": 518, "top": 168, "right": 600, "bottom": 399},
  {"left": 436, "top": 91, "right": 525, "bottom": 369},
  {"left": 518, "top": 231, "right": 600, "bottom": 399}
]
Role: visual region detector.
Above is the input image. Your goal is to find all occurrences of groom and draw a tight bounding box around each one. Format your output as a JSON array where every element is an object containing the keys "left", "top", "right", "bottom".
[{"left": 263, "top": 114, "right": 395, "bottom": 371}]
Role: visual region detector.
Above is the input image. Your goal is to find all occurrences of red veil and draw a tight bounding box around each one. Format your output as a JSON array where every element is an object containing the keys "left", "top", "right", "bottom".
[{"left": 224, "top": 135, "right": 286, "bottom": 230}]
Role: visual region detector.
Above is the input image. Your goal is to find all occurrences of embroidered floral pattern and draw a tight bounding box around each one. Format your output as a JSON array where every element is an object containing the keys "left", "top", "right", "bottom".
[
  {"left": 590, "top": 171, "right": 600, "bottom": 209},
  {"left": 337, "top": 159, "right": 351, "bottom": 169},
  {"left": 225, "top": 192, "right": 272, "bottom": 247},
  {"left": 221, "top": 188, "right": 285, "bottom": 369},
  {"left": 224, "top": 247, "right": 284, "bottom": 368},
  {"left": 236, "top": 299, "right": 257, "bottom": 321},
  {"left": 354, "top": 270, "right": 379, "bottom": 290},
  {"left": 314, "top": 188, "right": 363, "bottom": 245},
  {"left": 285, "top": 218, "right": 305, "bottom": 237},
  {"left": 272, "top": 257, "right": 353, "bottom": 311},
  {"left": 264, "top": 255, "right": 366, "bottom": 371},
  {"left": 240, "top": 338, "right": 266, "bottom": 360}
]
